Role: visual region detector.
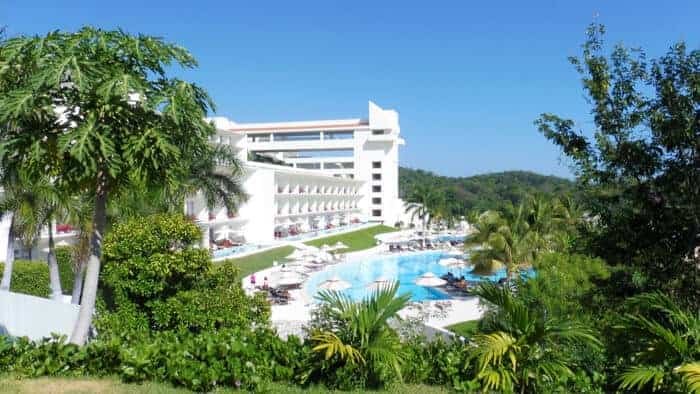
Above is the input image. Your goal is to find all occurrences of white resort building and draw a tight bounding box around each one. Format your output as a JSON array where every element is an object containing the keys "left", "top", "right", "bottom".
[{"left": 0, "top": 101, "right": 406, "bottom": 260}]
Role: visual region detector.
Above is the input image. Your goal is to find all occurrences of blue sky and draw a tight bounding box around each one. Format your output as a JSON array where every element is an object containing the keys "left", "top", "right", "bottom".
[{"left": 3, "top": 1, "right": 698, "bottom": 178}]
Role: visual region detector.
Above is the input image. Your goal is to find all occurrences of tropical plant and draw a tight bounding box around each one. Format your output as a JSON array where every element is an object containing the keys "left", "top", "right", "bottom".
[
  {"left": 0, "top": 173, "right": 72, "bottom": 299},
  {"left": 470, "top": 282, "right": 602, "bottom": 393},
  {"left": 404, "top": 184, "right": 435, "bottom": 229},
  {"left": 173, "top": 144, "right": 248, "bottom": 215},
  {"left": 615, "top": 292, "right": 700, "bottom": 393},
  {"left": 0, "top": 28, "right": 218, "bottom": 344},
  {"left": 536, "top": 23, "right": 700, "bottom": 304},
  {"left": 305, "top": 282, "right": 410, "bottom": 389}
]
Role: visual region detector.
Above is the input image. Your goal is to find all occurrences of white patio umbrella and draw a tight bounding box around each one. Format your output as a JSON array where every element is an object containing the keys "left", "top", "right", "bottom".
[
  {"left": 277, "top": 271, "right": 305, "bottom": 287},
  {"left": 214, "top": 226, "right": 240, "bottom": 241},
  {"left": 42, "top": 240, "right": 71, "bottom": 252},
  {"left": 286, "top": 249, "right": 313, "bottom": 260},
  {"left": 414, "top": 272, "right": 446, "bottom": 287},
  {"left": 333, "top": 241, "right": 349, "bottom": 250},
  {"left": 439, "top": 257, "right": 467, "bottom": 268},
  {"left": 366, "top": 277, "right": 392, "bottom": 291},
  {"left": 318, "top": 276, "right": 351, "bottom": 291}
]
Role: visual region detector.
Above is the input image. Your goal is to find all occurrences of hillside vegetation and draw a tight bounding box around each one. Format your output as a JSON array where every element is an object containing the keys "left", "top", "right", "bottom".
[{"left": 399, "top": 167, "right": 573, "bottom": 212}]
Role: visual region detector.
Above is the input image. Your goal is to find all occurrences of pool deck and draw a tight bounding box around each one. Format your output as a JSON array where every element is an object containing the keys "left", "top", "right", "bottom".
[{"left": 244, "top": 243, "right": 485, "bottom": 339}]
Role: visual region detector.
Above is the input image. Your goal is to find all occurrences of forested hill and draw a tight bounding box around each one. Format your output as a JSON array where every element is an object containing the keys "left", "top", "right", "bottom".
[{"left": 399, "top": 167, "right": 574, "bottom": 212}]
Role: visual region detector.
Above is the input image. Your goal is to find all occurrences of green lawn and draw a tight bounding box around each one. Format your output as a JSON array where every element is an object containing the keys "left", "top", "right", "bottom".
[
  {"left": 445, "top": 320, "right": 480, "bottom": 338},
  {"left": 0, "top": 377, "right": 449, "bottom": 393},
  {"left": 304, "top": 225, "right": 398, "bottom": 253},
  {"left": 224, "top": 245, "right": 295, "bottom": 278}
]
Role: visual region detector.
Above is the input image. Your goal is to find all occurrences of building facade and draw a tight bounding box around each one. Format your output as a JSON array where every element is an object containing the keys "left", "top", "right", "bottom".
[
  {"left": 0, "top": 101, "right": 405, "bottom": 260},
  {"left": 193, "top": 101, "right": 405, "bottom": 249}
]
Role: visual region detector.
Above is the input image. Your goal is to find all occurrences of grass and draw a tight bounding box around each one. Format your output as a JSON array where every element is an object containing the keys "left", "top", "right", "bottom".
[
  {"left": 445, "top": 319, "right": 480, "bottom": 338},
  {"left": 224, "top": 245, "right": 295, "bottom": 278},
  {"left": 0, "top": 377, "right": 449, "bottom": 393},
  {"left": 304, "top": 225, "right": 398, "bottom": 253}
]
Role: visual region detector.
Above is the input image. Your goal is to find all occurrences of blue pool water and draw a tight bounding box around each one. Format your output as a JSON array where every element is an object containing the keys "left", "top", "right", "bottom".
[{"left": 305, "top": 251, "right": 511, "bottom": 302}]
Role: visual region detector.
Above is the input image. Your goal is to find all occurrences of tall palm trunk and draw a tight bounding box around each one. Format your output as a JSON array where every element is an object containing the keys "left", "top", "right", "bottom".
[
  {"left": 0, "top": 214, "right": 15, "bottom": 291},
  {"left": 70, "top": 259, "right": 86, "bottom": 304},
  {"left": 70, "top": 179, "right": 107, "bottom": 345},
  {"left": 70, "top": 228, "right": 90, "bottom": 304},
  {"left": 47, "top": 224, "right": 63, "bottom": 300}
]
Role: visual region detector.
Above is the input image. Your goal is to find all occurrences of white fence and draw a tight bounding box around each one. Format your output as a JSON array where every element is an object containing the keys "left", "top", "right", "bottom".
[{"left": 0, "top": 290, "right": 79, "bottom": 341}]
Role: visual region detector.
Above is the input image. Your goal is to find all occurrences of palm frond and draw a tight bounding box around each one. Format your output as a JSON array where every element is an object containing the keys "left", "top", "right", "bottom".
[
  {"left": 618, "top": 365, "right": 666, "bottom": 392},
  {"left": 676, "top": 363, "right": 700, "bottom": 394}
]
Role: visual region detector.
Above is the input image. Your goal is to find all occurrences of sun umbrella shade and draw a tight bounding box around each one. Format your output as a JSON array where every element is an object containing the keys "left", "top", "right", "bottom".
[
  {"left": 277, "top": 272, "right": 305, "bottom": 286},
  {"left": 366, "top": 277, "right": 392, "bottom": 291},
  {"left": 214, "top": 227, "right": 241, "bottom": 241},
  {"left": 333, "top": 241, "right": 349, "bottom": 249},
  {"left": 439, "top": 257, "right": 467, "bottom": 267},
  {"left": 318, "top": 276, "right": 351, "bottom": 291},
  {"left": 415, "top": 272, "right": 446, "bottom": 287}
]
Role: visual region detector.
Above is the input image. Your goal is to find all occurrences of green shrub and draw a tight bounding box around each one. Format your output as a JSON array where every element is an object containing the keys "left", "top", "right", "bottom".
[
  {"left": 0, "top": 328, "right": 308, "bottom": 392},
  {"left": 55, "top": 246, "right": 75, "bottom": 295},
  {"left": 0, "top": 260, "right": 50, "bottom": 297},
  {"left": 97, "top": 214, "right": 268, "bottom": 336},
  {"left": 0, "top": 247, "right": 76, "bottom": 298}
]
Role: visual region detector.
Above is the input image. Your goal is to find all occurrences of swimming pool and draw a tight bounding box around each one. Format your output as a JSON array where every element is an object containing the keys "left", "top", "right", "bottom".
[{"left": 305, "top": 251, "right": 511, "bottom": 302}]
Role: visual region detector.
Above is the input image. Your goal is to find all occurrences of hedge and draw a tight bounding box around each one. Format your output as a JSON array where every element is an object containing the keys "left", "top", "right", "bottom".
[{"left": 0, "top": 246, "right": 76, "bottom": 298}]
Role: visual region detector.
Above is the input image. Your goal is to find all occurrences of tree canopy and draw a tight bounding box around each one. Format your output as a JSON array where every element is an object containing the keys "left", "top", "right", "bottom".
[{"left": 536, "top": 24, "right": 700, "bottom": 304}]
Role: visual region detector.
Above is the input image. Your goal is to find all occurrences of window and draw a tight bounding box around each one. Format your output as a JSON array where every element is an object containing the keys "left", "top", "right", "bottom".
[
  {"left": 372, "top": 209, "right": 382, "bottom": 217},
  {"left": 372, "top": 173, "right": 382, "bottom": 181},
  {"left": 324, "top": 130, "right": 354, "bottom": 140},
  {"left": 372, "top": 185, "right": 381, "bottom": 193},
  {"left": 372, "top": 161, "right": 381, "bottom": 169},
  {"left": 372, "top": 197, "right": 382, "bottom": 205},
  {"left": 296, "top": 163, "right": 321, "bottom": 169},
  {"left": 247, "top": 133, "right": 271, "bottom": 142},
  {"left": 281, "top": 149, "right": 354, "bottom": 158},
  {"left": 372, "top": 130, "right": 385, "bottom": 135},
  {"left": 324, "top": 162, "right": 354, "bottom": 170},
  {"left": 273, "top": 132, "right": 321, "bottom": 141}
]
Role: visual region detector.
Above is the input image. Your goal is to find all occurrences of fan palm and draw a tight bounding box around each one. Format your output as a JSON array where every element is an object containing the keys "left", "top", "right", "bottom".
[
  {"left": 470, "top": 282, "right": 602, "bottom": 393},
  {"left": 616, "top": 292, "right": 700, "bottom": 393},
  {"left": 0, "top": 174, "right": 71, "bottom": 299},
  {"left": 307, "top": 282, "right": 410, "bottom": 388},
  {"left": 173, "top": 144, "right": 248, "bottom": 215}
]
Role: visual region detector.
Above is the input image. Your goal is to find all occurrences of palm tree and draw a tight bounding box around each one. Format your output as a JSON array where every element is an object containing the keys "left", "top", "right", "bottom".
[
  {"left": 0, "top": 175, "right": 72, "bottom": 300},
  {"left": 172, "top": 144, "right": 248, "bottom": 216},
  {"left": 0, "top": 29, "right": 218, "bottom": 344},
  {"left": 307, "top": 282, "right": 411, "bottom": 388},
  {"left": 616, "top": 292, "right": 700, "bottom": 393},
  {"left": 405, "top": 184, "right": 440, "bottom": 229},
  {"left": 470, "top": 282, "right": 602, "bottom": 393},
  {"left": 466, "top": 207, "right": 539, "bottom": 280}
]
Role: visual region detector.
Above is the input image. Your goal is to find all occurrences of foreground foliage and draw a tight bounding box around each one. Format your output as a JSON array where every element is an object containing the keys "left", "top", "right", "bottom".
[
  {"left": 97, "top": 214, "right": 269, "bottom": 335},
  {"left": 305, "top": 283, "right": 410, "bottom": 390},
  {"left": 614, "top": 292, "right": 700, "bottom": 393},
  {"left": 471, "top": 282, "right": 603, "bottom": 393}
]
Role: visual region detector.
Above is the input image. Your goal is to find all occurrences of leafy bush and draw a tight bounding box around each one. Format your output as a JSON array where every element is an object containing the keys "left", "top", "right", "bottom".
[
  {"left": 0, "top": 328, "right": 307, "bottom": 392},
  {"left": 303, "top": 283, "right": 410, "bottom": 390},
  {"left": 0, "top": 248, "right": 75, "bottom": 298},
  {"left": 0, "top": 260, "right": 50, "bottom": 297},
  {"left": 97, "top": 214, "right": 268, "bottom": 336},
  {"left": 517, "top": 252, "right": 610, "bottom": 317},
  {"left": 55, "top": 246, "right": 75, "bottom": 295}
]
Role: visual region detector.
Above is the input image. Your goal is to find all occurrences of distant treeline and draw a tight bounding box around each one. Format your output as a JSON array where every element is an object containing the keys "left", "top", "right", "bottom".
[{"left": 399, "top": 167, "right": 574, "bottom": 212}]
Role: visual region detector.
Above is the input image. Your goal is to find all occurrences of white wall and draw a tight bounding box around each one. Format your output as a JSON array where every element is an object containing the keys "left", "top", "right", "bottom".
[
  {"left": 0, "top": 290, "right": 79, "bottom": 341},
  {"left": 0, "top": 213, "right": 11, "bottom": 262},
  {"left": 238, "top": 167, "right": 275, "bottom": 243}
]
